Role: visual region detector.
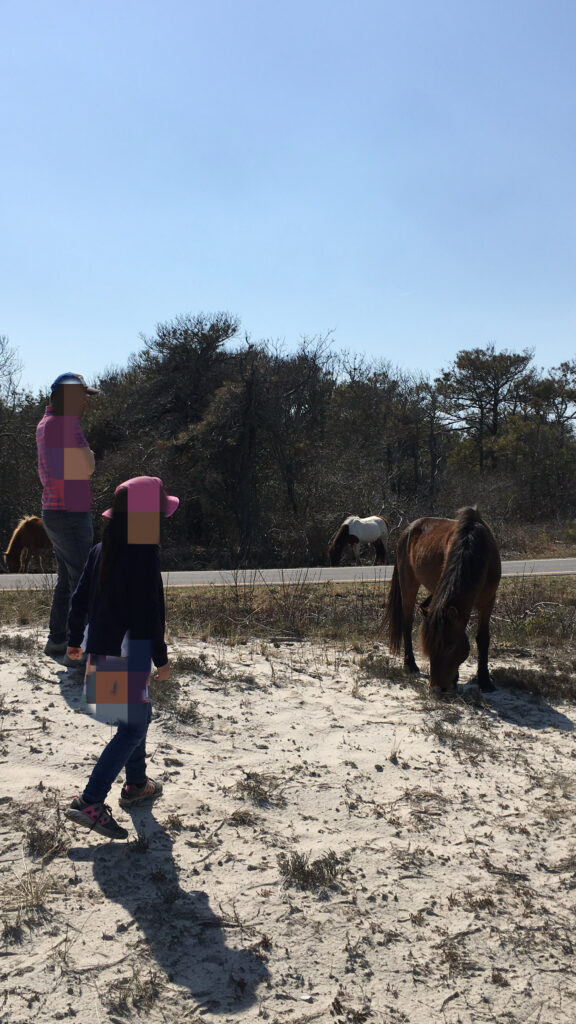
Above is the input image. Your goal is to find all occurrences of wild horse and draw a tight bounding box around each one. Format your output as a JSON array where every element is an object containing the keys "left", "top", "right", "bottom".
[
  {"left": 4, "top": 516, "right": 53, "bottom": 572},
  {"left": 383, "top": 506, "right": 501, "bottom": 692},
  {"left": 328, "top": 515, "right": 389, "bottom": 566}
]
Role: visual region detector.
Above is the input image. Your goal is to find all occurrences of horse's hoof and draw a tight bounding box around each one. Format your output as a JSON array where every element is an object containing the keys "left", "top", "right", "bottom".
[
  {"left": 479, "top": 679, "right": 496, "bottom": 693},
  {"left": 404, "top": 662, "right": 420, "bottom": 675}
]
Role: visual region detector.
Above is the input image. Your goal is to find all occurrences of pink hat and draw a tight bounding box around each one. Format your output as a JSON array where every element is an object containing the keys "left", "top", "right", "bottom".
[{"left": 102, "top": 476, "right": 179, "bottom": 519}]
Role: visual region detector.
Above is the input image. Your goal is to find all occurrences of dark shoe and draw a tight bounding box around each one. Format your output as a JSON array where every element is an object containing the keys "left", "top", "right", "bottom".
[
  {"left": 65, "top": 797, "right": 128, "bottom": 840},
  {"left": 44, "top": 640, "right": 68, "bottom": 656},
  {"left": 63, "top": 653, "right": 87, "bottom": 669},
  {"left": 119, "top": 778, "right": 163, "bottom": 808}
]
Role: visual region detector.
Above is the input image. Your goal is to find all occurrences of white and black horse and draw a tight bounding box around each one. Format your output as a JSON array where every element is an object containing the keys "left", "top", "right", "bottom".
[{"left": 328, "top": 515, "right": 388, "bottom": 566}]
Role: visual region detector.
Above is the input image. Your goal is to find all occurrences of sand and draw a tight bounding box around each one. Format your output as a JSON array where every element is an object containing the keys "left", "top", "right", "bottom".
[{"left": 0, "top": 628, "right": 575, "bottom": 1024}]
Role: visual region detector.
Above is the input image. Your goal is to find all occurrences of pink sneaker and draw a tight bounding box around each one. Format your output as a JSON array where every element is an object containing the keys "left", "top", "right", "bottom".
[
  {"left": 119, "top": 778, "right": 163, "bottom": 808},
  {"left": 65, "top": 797, "right": 128, "bottom": 840}
]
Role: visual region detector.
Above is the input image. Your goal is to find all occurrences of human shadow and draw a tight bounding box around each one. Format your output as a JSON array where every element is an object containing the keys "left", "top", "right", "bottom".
[
  {"left": 48, "top": 661, "right": 85, "bottom": 711},
  {"left": 68, "top": 808, "right": 269, "bottom": 1014}
]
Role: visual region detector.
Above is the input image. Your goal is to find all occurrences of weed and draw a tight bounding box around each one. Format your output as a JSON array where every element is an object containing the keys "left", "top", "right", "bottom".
[
  {"left": 164, "top": 813, "right": 184, "bottom": 831},
  {"left": 226, "top": 808, "right": 259, "bottom": 827},
  {"left": 425, "top": 719, "right": 490, "bottom": 756},
  {"left": 172, "top": 653, "right": 210, "bottom": 675},
  {"left": 0, "top": 633, "right": 37, "bottom": 653},
  {"left": 277, "top": 849, "right": 339, "bottom": 890},
  {"left": 103, "top": 966, "right": 164, "bottom": 1015},
  {"left": 149, "top": 674, "right": 201, "bottom": 724},
  {"left": 491, "top": 666, "right": 576, "bottom": 703},
  {"left": 128, "top": 830, "right": 149, "bottom": 853},
  {"left": 491, "top": 967, "right": 510, "bottom": 986},
  {"left": 359, "top": 652, "right": 411, "bottom": 685},
  {"left": 234, "top": 770, "right": 285, "bottom": 808},
  {"left": 0, "top": 863, "right": 58, "bottom": 913}
]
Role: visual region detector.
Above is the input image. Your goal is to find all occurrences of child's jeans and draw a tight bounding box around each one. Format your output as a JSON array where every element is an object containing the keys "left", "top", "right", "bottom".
[{"left": 83, "top": 701, "right": 152, "bottom": 805}]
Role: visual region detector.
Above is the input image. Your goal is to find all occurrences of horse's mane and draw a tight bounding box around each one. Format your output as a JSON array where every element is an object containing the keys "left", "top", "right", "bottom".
[
  {"left": 421, "top": 506, "right": 491, "bottom": 659},
  {"left": 5, "top": 516, "right": 39, "bottom": 553}
]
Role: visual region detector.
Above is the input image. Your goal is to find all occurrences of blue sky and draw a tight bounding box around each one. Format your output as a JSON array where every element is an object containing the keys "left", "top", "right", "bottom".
[{"left": 1, "top": 0, "right": 575, "bottom": 396}]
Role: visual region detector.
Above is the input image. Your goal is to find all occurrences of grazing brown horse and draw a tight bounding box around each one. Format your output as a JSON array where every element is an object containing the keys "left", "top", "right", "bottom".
[
  {"left": 383, "top": 506, "right": 501, "bottom": 692},
  {"left": 4, "top": 516, "right": 53, "bottom": 572},
  {"left": 328, "top": 515, "right": 388, "bottom": 566}
]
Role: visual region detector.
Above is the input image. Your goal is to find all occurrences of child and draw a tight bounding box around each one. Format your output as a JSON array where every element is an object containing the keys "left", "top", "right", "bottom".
[{"left": 64, "top": 476, "right": 178, "bottom": 840}]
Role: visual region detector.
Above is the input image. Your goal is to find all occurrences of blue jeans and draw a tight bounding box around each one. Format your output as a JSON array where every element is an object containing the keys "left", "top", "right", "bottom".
[
  {"left": 41, "top": 511, "right": 93, "bottom": 643},
  {"left": 83, "top": 701, "right": 152, "bottom": 804}
]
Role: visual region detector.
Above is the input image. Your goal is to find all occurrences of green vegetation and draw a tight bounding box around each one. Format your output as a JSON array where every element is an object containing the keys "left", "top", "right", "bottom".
[{"left": 1, "top": 326, "right": 576, "bottom": 570}]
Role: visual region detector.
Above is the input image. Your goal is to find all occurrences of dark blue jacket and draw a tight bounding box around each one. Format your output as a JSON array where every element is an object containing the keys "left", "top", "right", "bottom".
[{"left": 67, "top": 542, "right": 168, "bottom": 667}]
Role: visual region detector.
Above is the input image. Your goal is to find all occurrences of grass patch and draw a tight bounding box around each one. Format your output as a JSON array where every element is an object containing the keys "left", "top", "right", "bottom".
[
  {"left": 103, "top": 967, "right": 164, "bottom": 1016},
  {"left": 277, "top": 849, "right": 339, "bottom": 890},
  {"left": 2, "top": 574, "right": 576, "bottom": 679},
  {"left": 0, "top": 632, "right": 38, "bottom": 653},
  {"left": 0, "top": 865, "right": 58, "bottom": 914},
  {"left": 164, "top": 579, "right": 387, "bottom": 644},
  {"left": 491, "top": 575, "right": 576, "bottom": 651},
  {"left": 359, "top": 652, "right": 411, "bottom": 685},
  {"left": 425, "top": 719, "right": 491, "bottom": 756},
  {"left": 148, "top": 675, "right": 201, "bottom": 725},
  {"left": 234, "top": 770, "right": 286, "bottom": 808},
  {"left": 490, "top": 666, "right": 576, "bottom": 703},
  {"left": 226, "top": 808, "right": 260, "bottom": 827}
]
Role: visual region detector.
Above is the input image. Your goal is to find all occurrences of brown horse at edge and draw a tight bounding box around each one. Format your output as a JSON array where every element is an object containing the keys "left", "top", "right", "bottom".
[
  {"left": 383, "top": 506, "right": 501, "bottom": 692},
  {"left": 4, "top": 516, "right": 53, "bottom": 572}
]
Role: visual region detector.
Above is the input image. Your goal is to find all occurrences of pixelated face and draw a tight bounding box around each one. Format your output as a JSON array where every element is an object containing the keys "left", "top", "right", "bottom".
[
  {"left": 126, "top": 479, "right": 161, "bottom": 544},
  {"left": 60, "top": 382, "right": 88, "bottom": 417}
]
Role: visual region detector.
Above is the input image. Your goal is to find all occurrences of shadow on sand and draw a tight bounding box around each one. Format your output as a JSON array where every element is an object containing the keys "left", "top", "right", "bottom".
[
  {"left": 458, "top": 679, "right": 574, "bottom": 732},
  {"left": 68, "top": 807, "right": 269, "bottom": 1014}
]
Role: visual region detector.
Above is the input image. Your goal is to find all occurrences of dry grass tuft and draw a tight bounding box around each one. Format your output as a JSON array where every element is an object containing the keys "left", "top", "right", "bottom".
[
  {"left": 226, "top": 808, "right": 259, "bottom": 827},
  {"left": 277, "top": 848, "right": 338, "bottom": 890},
  {"left": 425, "top": 719, "right": 491, "bottom": 756},
  {"left": 0, "top": 863, "right": 58, "bottom": 913},
  {"left": 490, "top": 665, "right": 576, "bottom": 702},
  {"left": 149, "top": 675, "right": 201, "bottom": 725},
  {"left": 0, "top": 632, "right": 38, "bottom": 652},
  {"left": 234, "top": 770, "right": 286, "bottom": 808},
  {"left": 103, "top": 966, "right": 165, "bottom": 1015}
]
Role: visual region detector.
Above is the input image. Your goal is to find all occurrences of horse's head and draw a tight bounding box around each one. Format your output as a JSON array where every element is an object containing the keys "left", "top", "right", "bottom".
[
  {"left": 4, "top": 550, "right": 19, "bottom": 573},
  {"left": 422, "top": 605, "right": 470, "bottom": 692}
]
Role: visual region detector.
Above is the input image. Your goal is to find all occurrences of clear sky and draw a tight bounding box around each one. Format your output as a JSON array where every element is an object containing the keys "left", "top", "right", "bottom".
[{"left": 1, "top": 0, "right": 575, "bottom": 396}]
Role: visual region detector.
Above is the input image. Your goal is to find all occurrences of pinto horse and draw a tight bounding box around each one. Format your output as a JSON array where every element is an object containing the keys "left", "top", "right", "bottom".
[
  {"left": 328, "top": 515, "right": 389, "bottom": 566},
  {"left": 4, "top": 516, "right": 53, "bottom": 572},
  {"left": 383, "top": 506, "right": 501, "bottom": 692}
]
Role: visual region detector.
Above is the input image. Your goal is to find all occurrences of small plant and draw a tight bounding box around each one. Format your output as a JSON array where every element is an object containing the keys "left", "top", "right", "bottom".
[
  {"left": 359, "top": 652, "right": 410, "bottom": 685},
  {"left": 103, "top": 966, "right": 164, "bottom": 1015},
  {"left": 128, "top": 829, "right": 149, "bottom": 852},
  {"left": 277, "top": 849, "right": 338, "bottom": 890},
  {"left": 0, "top": 632, "right": 37, "bottom": 653},
  {"left": 164, "top": 813, "right": 184, "bottom": 831},
  {"left": 425, "top": 719, "right": 490, "bottom": 756},
  {"left": 491, "top": 666, "right": 576, "bottom": 703},
  {"left": 226, "top": 808, "right": 259, "bottom": 827},
  {"left": 0, "top": 863, "right": 58, "bottom": 913},
  {"left": 234, "top": 770, "right": 285, "bottom": 808}
]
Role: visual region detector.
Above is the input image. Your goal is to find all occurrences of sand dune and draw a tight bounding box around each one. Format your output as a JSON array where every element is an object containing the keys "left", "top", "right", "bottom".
[{"left": 0, "top": 629, "right": 575, "bottom": 1023}]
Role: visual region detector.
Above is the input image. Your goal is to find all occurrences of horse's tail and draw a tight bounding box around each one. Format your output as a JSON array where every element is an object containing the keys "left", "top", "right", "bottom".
[{"left": 383, "top": 529, "right": 409, "bottom": 654}]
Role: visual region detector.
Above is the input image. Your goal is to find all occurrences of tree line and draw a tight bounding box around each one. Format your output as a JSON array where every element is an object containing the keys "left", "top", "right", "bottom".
[{"left": 1, "top": 316, "right": 575, "bottom": 569}]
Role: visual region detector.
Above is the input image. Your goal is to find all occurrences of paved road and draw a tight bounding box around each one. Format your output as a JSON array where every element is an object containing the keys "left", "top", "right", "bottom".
[{"left": 1, "top": 558, "right": 575, "bottom": 590}]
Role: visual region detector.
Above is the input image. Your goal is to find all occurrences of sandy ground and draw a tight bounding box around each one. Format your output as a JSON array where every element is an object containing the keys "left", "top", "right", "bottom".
[{"left": 0, "top": 628, "right": 575, "bottom": 1024}]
